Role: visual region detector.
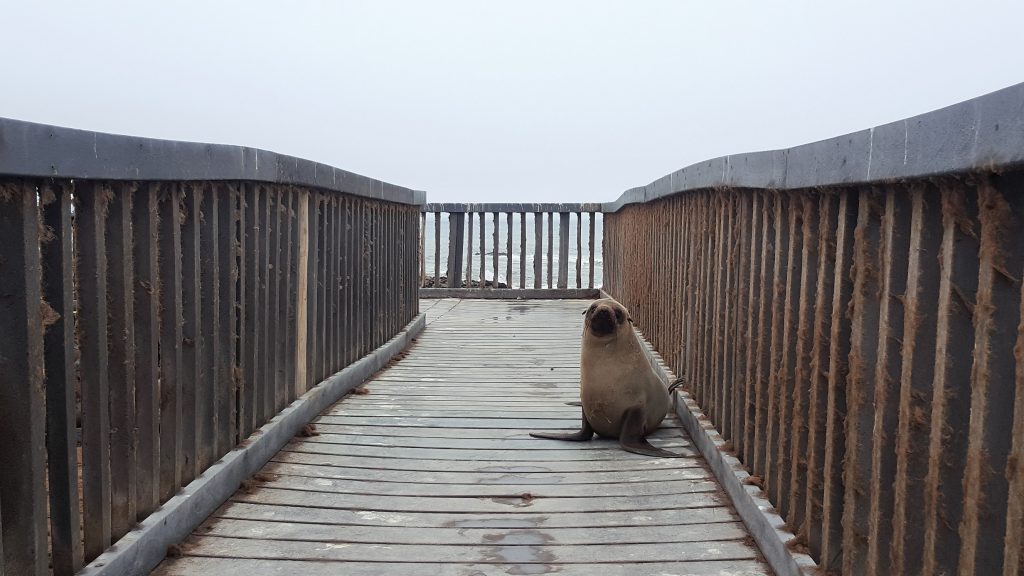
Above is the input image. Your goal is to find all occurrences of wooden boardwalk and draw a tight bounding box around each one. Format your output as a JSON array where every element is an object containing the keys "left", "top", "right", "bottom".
[{"left": 154, "top": 299, "right": 769, "bottom": 575}]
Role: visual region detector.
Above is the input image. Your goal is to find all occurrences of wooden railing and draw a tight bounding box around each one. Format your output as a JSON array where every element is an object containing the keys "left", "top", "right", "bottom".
[
  {"left": 0, "top": 118, "right": 422, "bottom": 575},
  {"left": 420, "top": 203, "right": 602, "bottom": 292},
  {"left": 602, "top": 82, "right": 1024, "bottom": 575}
]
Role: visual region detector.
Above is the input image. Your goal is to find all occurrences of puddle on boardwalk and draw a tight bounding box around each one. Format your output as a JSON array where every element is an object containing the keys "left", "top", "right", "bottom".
[{"left": 482, "top": 530, "right": 558, "bottom": 575}]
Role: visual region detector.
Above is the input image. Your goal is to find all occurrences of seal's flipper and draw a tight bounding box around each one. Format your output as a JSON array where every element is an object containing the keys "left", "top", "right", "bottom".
[
  {"left": 530, "top": 409, "right": 594, "bottom": 442},
  {"left": 619, "top": 406, "right": 685, "bottom": 458},
  {"left": 667, "top": 376, "right": 686, "bottom": 395},
  {"left": 564, "top": 401, "right": 582, "bottom": 406}
]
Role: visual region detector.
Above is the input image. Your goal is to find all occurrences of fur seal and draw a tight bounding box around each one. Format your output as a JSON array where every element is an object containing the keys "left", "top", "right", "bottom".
[{"left": 530, "top": 297, "right": 684, "bottom": 458}]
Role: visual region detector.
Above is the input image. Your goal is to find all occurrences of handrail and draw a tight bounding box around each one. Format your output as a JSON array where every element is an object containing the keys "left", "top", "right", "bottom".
[
  {"left": 601, "top": 82, "right": 1024, "bottom": 575},
  {"left": 602, "top": 82, "right": 1024, "bottom": 212},
  {"left": 420, "top": 203, "right": 602, "bottom": 291},
  {"left": 0, "top": 119, "right": 423, "bottom": 576}
]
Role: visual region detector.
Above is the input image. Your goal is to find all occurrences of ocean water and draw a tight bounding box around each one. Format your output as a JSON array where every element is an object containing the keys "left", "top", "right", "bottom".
[{"left": 421, "top": 212, "right": 604, "bottom": 288}]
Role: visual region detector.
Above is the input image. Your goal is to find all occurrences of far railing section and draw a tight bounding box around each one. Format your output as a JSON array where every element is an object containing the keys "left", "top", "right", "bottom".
[
  {"left": 419, "top": 203, "right": 603, "bottom": 295},
  {"left": 0, "top": 118, "right": 423, "bottom": 576},
  {"left": 602, "top": 83, "right": 1024, "bottom": 576}
]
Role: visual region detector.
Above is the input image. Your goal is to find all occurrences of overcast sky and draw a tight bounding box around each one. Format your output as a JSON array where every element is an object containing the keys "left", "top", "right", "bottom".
[{"left": 2, "top": 1, "right": 1022, "bottom": 202}]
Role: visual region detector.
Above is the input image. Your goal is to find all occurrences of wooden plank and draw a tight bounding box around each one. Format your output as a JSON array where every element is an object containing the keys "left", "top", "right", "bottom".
[
  {"left": 106, "top": 183, "right": 137, "bottom": 539},
  {"left": 216, "top": 184, "right": 238, "bottom": 453},
  {"left": 447, "top": 212, "right": 464, "bottom": 288},
  {"left": 492, "top": 211, "right": 500, "bottom": 286},
  {"left": 547, "top": 212, "right": 554, "bottom": 288},
  {"left": 534, "top": 213, "right": 543, "bottom": 288},
  {"left": 588, "top": 212, "right": 596, "bottom": 289},
  {"left": 433, "top": 211, "right": 440, "bottom": 285},
  {"left": 241, "top": 184, "right": 260, "bottom": 437},
  {"left": 200, "top": 517, "right": 745, "bottom": 544},
  {"left": 419, "top": 211, "right": 426, "bottom": 287},
  {"left": 158, "top": 557, "right": 769, "bottom": 576},
  {"left": 921, "top": 184, "right": 980, "bottom": 574},
  {"left": 575, "top": 212, "right": 582, "bottom": 289},
  {"left": 303, "top": 193, "right": 317, "bottom": 389},
  {"left": 558, "top": 212, "right": 570, "bottom": 289},
  {"left": 478, "top": 212, "right": 485, "bottom": 288},
  {"left": 296, "top": 189, "right": 310, "bottom": 395},
  {"left": 158, "top": 184, "right": 184, "bottom": 499},
  {"left": 520, "top": 212, "right": 527, "bottom": 289},
  {"left": 76, "top": 182, "right": 114, "bottom": 560},
  {"left": 131, "top": 183, "right": 161, "bottom": 520},
  {"left": 507, "top": 212, "right": 513, "bottom": 289},
  {"left": 270, "top": 188, "right": 286, "bottom": 410},
  {"left": 465, "top": 208, "right": 474, "bottom": 283},
  {"left": 282, "top": 189, "right": 296, "bottom": 405},
  {"left": 197, "top": 183, "right": 219, "bottom": 471},
  {"left": 0, "top": 180, "right": 48, "bottom": 575},
  {"left": 39, "top": 182, "right": 84, "bottom": 575}
]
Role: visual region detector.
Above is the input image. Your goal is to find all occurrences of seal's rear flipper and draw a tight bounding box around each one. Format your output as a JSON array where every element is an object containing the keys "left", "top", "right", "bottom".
[
  {"left": 530, "top": 409, "right": 594, "bottom": 442},
  {"left": 564, "top": 401, "right": 582, "bottom": 406},
  {"left": 667, "top": 376, "right": 686, "bottom": 395},
  {"left": 619, "top": 406, "right": 685, "bottom": 458}
]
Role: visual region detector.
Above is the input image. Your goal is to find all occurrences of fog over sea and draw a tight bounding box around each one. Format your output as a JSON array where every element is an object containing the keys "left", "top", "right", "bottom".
[{"left": 422, "top": 213, "right": 604, "bottom": 289}]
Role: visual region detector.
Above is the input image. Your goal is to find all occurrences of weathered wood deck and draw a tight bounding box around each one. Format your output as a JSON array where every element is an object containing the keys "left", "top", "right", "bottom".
[{"left": 153, "top": 299, "right": 769, "bottom": 575}]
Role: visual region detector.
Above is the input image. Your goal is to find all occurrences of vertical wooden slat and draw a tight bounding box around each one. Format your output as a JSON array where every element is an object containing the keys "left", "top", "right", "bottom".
[
  {"left": 750, "top": 191, "right": 775, "bottom": 477},
  {"left": 558, "top": 212, "right": 570, "bottom": 289},
  {"left": 328, "top": 197, "right": 338, "bottom": 371},
  {"left": 76, "top": 181, "right": 113, "bottom": 560},
  {"left": 1007, "top": 184, "right": 1024, "bottom": 575},
  {"left": 507, "top": 212, "right": 513, "bottom": 289},
  {"left": 465, "top": 209, "right": 474, "bottom": 285},
  {"left": 890, "top": 184, "right": 941, "bottom": 573},
  {"left": 259, "top": 187, "right": 273, "bottom": 422},
  {"left": 301, "top": 191, "right": 314, "bottom": 394},
  {"left": 447, "top": 212, "right": 465, "bottom": 288},
  {"left": 345, "top": 198, "right": 355, "bottom": 366},
  {"left": 478, "top": 212, "right": 485, "bottom": 288},
  {"left": 588, "top": 213, "right": 596, "bottom": 289},
  {"left": 547, "top": 212, "right": 554, "bottom": 288},
  {"left": 520, "top": 213, "right": 526, "bottom": 289},
  {"left": 922, "top": 184, "right": 979, "bottom": 575},
  {"left": 433, "top": 212, "right": 441, "bottom": 286},
  {"left": 107, "top": 183, "right": 137, "bottom": 539},
  {"left": 419, "top": 211, "right": 426, "bottom": 288},
  {"left": 132, "top": 183, "right": 161, "bottom": 519},
  {"left": 576, "top": 212, "right": 582, "bottom": 289},
  {"left": 820, "top": 190, "right": 857, "bottom": 572},
  {"left": 158, "top": 184, "right": 184, "bottom": 498},
  {"left": 803, "top": 193, "right": 839, "bottom": 559},
  {"left": 775, "top": 195, "right": 801, "bottom": 517},
  {"left": 492, "top": 212, "right": 500, "bottom": 287},
  {"left": 282, "top": 190, "right": 296, "bottom": 403},
  {"left": 841, "top": 189, "right": 884, "bottom": 576},
  {"left": 764, "top": 193, "right": 792, "bottom": 505},
  {"left": 242, "top": 184, "right": 261, "bottom": 437},
  {"left": 40, "top": 183, "right": 84, "bottom": 575},
  {"left": 732, "top": 193, "right": 753, "bottom": 460},
  {"left": 216, "top": 185, "right": 237, "bottom": 451},
  {"left": 534, "top": 213, "right": 543, "bottom": 289},
  {"left": 788, "top": 195, "right": 819, "bottom": 542},
  {"left": 198, "top": 183, "right": 218, "bottom": 471},
  {"left": 0, "top": 180, "right": 48, "bottom": 575},
  {"left": 271, "top": 189, "right": 287, "bottom": 410},
  {"left": 958, "top": 176, "right": 1020, "bottom": 575}
]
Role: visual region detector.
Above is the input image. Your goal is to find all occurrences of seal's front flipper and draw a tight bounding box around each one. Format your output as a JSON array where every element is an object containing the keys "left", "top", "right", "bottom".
[
  {"left": 530, "top": 409, "right": 594, "bottom": 442},
  {"left": 619, "top": 406, "right": 685, "bottom": 458},
  {"left": 667, "top": 376, "right": 686, "bottom": 395},
  {"left": 564, "top": 401, "right": 582, "bottom": 406}
]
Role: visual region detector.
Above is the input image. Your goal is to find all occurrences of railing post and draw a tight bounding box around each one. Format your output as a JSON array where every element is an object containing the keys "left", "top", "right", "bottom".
[
  {"left": 533, "top": 212, "right": 543, "bottom": 289},
  {"left": 447, "top": 212, "right": 465, "bottom": 288},
  {"left": 295, "top": 189, "right": 310, "bottom": 395}
]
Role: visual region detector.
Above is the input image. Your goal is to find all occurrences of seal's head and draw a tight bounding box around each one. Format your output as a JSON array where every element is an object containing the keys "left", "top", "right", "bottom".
[{"left": 583, "top": 298, "right": 632, "bottom": 338}]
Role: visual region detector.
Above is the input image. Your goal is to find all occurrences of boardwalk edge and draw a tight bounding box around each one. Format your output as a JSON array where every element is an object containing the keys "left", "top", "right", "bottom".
[
  {"left": 635, "top": 328, "right": 819, "bottom": 576},
  {"left": 76, "top": 313, "right": 427, "bottom": 576}
]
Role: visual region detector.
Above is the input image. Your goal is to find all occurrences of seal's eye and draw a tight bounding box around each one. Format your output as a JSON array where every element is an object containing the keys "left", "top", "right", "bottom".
[
  {"left": 583, "top": 305, "right": 595, "bottom": 316},
  {"left": 615, "top": 309, "right": 624, "bottom": 323}
]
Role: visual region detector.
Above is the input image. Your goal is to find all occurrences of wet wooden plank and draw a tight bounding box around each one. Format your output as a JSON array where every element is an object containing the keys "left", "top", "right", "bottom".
[
  {"left": 39, "top": 183, "right": 84, "bottom": 575},
  {"left": 0, "top": 180, "right": 48, "bottom": 575}
]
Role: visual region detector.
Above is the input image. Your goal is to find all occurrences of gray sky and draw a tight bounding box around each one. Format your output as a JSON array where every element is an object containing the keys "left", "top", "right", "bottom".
[{"left": 2, "top": 1, "right": 1022, "bottom": 202}]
